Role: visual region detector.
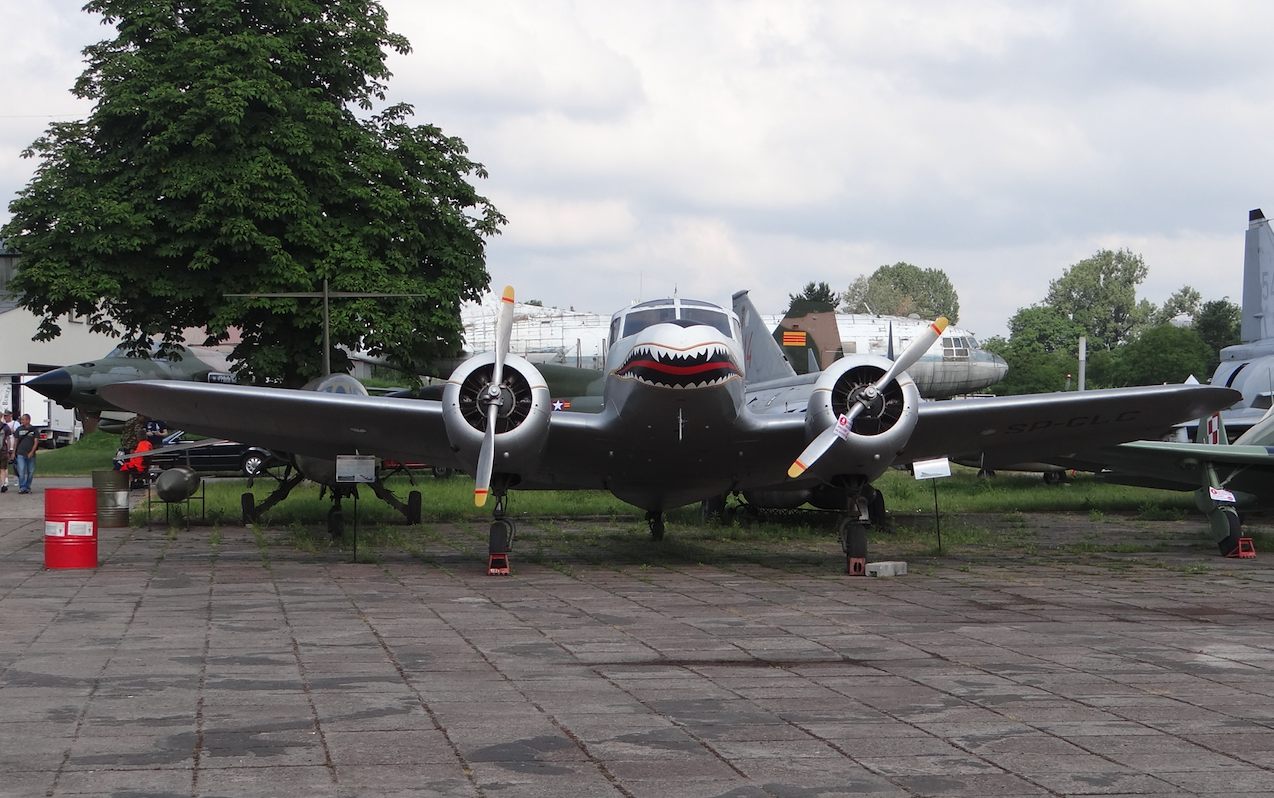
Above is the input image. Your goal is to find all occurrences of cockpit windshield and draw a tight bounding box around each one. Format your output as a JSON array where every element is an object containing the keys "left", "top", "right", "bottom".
[
  {"left": 104, "top": 341, "right": 189, "bottom": 360},
  {"left": 615, "top": 300, "right": 734, "bottom": 339}
]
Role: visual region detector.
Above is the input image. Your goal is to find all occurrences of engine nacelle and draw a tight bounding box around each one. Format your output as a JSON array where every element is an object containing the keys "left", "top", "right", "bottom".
[
  {"left": 442, "top": 353, "right": 552, "bottom": 478},
  {"left": 803, "top": 355, "right": 921, "bottom": 476}
]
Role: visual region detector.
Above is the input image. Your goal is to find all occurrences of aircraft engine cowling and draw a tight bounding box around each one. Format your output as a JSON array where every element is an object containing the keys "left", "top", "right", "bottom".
[
  {"left": 442, "top": 353, "right": 552, "bottom": 479},
  {"left": 803, "top": 355, "right": 921, "bottom": 475}
]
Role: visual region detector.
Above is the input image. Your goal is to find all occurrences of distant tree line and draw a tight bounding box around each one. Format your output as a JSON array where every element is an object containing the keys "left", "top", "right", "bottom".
[{"left": 786, "top": 249, "right": 1241, "bottom": 393}]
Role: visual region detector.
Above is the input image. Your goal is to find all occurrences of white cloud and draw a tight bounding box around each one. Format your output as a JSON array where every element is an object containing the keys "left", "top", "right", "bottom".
[{"left": 3, "top": 0, "right": 1272, "bottom": 351}]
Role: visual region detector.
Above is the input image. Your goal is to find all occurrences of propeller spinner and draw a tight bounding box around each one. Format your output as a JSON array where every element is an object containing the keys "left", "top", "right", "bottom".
[{"left": 788, "top": 317, "right": 948, "bottom": 478}]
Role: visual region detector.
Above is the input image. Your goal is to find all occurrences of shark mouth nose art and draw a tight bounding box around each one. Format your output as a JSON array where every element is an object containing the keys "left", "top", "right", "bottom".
[{"left": 616, "top": 343, "right": 742, "bottom": 389}]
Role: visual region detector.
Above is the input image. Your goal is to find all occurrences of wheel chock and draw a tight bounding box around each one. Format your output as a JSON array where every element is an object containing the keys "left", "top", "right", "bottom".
[
  {"left": 1226, "top": 538, "right": 1256, "bottom": 559},
  {"left": 847, "top": 557, "right": 866, "bottom": 576},
  {"left": 487, "top": 553, "right": 510, "bottom": 575}
]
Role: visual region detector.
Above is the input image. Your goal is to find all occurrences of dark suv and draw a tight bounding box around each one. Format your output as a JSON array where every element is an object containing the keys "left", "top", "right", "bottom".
[{"left": 147, "top": 431, "right": 281, "bottom": 478}]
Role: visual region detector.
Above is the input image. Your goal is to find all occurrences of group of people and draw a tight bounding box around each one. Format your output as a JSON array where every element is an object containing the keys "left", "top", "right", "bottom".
[{"left": 0, "top": 410, "right": 40, "bottom": 494}]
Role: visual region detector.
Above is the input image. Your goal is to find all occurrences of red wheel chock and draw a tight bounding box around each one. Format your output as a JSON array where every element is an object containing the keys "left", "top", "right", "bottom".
[
  {"left": 487, "top": 553, "right": 510, "bottom": 575},
  {"left": 1226, "top": 538, "right": 1256, "bottom": 559},
  {"left": 847, "top": 557, "right": 866, "bottom": 576}
]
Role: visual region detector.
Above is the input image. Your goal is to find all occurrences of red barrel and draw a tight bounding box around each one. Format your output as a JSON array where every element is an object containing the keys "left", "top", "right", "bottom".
[{"left": 45, "top": 488, "right": 98, "bottom": 569}]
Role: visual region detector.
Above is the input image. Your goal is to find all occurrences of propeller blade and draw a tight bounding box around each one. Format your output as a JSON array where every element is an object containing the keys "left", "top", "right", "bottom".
[
  {"left": 875, "top": 317, "right": 947, "bottom": 390},
  {"left": 475, "top": 286, "right": 516, "bottom": 507},
  {"left": 787, "top": 404, "right": 864, "bottom": 478},
  {"left": 492, "top": 285, "right": 515, "bottom": 388},
  {"left": 886, "top": 321, "right": 895, "bottom": 361},
  {"left": 474, "top": 403, "right": 498, "bottom": 506}
]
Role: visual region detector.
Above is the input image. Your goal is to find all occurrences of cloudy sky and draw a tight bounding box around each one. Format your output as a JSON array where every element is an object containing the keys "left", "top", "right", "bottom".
[{"left": 3, "top": 1, "right": 1272, "bottom": 340}]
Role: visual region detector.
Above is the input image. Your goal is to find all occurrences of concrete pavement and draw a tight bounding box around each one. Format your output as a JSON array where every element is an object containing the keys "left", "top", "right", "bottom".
[{"left": 1, "top": 506, "right": 1273, "bottom": 797}]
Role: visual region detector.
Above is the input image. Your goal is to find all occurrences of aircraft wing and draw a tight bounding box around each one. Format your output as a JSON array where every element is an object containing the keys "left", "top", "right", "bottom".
[
  {"left": 902, "top": 385, "right": 1241, "bottom": 467},
  {"left": 100, "top": 381, "right": 466, "bottom": 468},
  {"left": 1052, "top": 440, "right": 1274, "bottom": 499}
]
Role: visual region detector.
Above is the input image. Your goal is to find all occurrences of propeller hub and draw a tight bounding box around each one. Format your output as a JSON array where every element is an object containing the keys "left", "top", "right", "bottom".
[{"left": 850, "top": 384, "right": 886, "bottom": 418}]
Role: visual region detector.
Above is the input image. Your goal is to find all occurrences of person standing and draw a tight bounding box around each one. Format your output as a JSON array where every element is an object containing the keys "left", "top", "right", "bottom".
[
  {"left": 13, "top": 414, "right": 39, "bottom": 494},
  {"left": 0, "top": 410, "right": 12, "bottom": 492}
]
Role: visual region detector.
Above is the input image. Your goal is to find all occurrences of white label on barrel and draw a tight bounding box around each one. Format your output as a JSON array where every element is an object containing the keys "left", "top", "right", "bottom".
[
  {"left": 67, "top": 521, "right": 94, "bottom": 537},
  {"left": 45, "top": 521, "right": 66, "bottom": 537}
]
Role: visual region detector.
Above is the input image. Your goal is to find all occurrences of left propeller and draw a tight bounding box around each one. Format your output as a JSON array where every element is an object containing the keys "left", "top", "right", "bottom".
[
  {"left": 787, "top": 317, "right": 948, "bottom": 479},
  {"left": 475, "top": 286, "right": 516, "bottom": 506}
]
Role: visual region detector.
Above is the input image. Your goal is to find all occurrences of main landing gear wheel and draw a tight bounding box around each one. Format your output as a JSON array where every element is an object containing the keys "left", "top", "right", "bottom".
[
  {"left": 1043, "top": 471, "right": 1065, "bottom": 485},
  {"left": 489, "top": 518, "right": 515, "bottom": 554},
  {"left": 1218, "top": 512, "right": 1242, "bottom": 556},
  {"left": 647, "top": 511, "right": 665, "bottom": 541}
]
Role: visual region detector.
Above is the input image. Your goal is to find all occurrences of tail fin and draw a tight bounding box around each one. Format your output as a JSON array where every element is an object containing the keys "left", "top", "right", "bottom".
[
  {"left": 1196, "top": 412, "right": 1229, "bottom": 445},
  {"left": 731, "top": 290, "right": 797, "bottom": 384},
  {"left": 1241, "top": 209, "right": 1274, "bottom": 343}
]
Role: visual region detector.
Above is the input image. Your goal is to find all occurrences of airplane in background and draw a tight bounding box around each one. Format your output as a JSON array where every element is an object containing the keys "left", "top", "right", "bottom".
[
  {"left": 757, "top": 297, "right": 1009, "bottom": 398},
  {"left": 1203, "top": 208, "right": 1274, "bottom": 434},
  {"left": 1053, "top": 412, "right": 1274, "bottom": 556},
  {"left": 100, "top": 287, "right": 1237, "bottom": 574},
  {"left": 26, "top": 341, "right": 236, "bottom": 433}
]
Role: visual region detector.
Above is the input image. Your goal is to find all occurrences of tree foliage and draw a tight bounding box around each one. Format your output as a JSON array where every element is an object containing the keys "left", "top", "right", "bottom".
[
  {"left": 1005, "top": 306, "right": 1086, "bottom": 355},
  {"left": 842, "top": 262, "right": 959, "bottom": 322},
  {"left": 2, "top": 0, "right": 504, "bottom": 386},
  {"left": 1194, "top": 298, "right": 1241, "bottom": 372},
  {"left": 786, "top": 281, "right": 839, "bottom": 316},
  {"left": 1099, "top": 325, "right": 1212, "bottom": 387},
  {"left": 1043, "top": 248, "right": 1152, "bottom": 350},
  {"left": 1149, "top": 285, "right": 1202, "bottom": 327}
]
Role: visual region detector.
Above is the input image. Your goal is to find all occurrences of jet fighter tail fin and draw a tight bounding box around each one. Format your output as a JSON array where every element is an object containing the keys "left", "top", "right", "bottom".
[
  {"left": 1241, "top": 209, "right": 1274, "bottom": 343},
  {"left": 1196, "top": 412, "right": 1229, "bottom": 446},
  {"left": 732, "top": 290, "right": 797, "bottom": 384}
]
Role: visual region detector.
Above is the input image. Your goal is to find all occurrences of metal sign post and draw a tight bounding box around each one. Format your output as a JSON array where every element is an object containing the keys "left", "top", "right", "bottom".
[
  {"left": 913, "top": 457, "right": 952, "bottom": 554},
  {"left": 336, "top": 455, "right": 376, "bottom": 562}
]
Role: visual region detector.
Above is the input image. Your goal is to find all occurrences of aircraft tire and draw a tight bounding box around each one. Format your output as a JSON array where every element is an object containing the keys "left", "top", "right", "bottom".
[
  {"left": 838, "top": 519, "right": 867, "bottom": 559},
  {"left": 432, "top": 466, "right": 453, "bottom": 480},
  {"left": 1218, "top": 512, "right": 1242, "bottom": 556},
  {"left": 407, "top": 491, "right": 422, "bottom": 525},
  {"left": 489, "top": 518, "right": 514, "bottom": 553},
  {"left": 240, "top": 493, "right": 256, "bottom": 525},
  {"left": 1043, "top": 471, "right": 1064, "bottom": 485}
]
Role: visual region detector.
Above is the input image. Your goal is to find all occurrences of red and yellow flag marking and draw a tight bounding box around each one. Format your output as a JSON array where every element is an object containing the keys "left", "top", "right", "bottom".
[{"left": 782, "top": 330, "right": 806, "bottom": 347}]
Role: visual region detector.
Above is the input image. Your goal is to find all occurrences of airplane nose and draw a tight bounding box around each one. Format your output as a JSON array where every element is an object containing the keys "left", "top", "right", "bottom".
[{"left": 27, "top": 369, "right": 72, "bottom": 402}]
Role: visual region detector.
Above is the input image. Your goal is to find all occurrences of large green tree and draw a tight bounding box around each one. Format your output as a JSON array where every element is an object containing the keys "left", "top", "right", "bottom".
[
  {"left": 842, "top": 262, "right": 959, "bottom": 322},
  {"left": 2, "top": 0, "right": 504, "bottom": 386},
  {"left": 1043, "top": 248, "right": 1152, "bottom": 350}
]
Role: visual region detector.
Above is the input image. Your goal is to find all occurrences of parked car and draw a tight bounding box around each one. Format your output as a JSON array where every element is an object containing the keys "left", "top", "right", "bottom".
[{"left": 147, "top": 431, "right": 282, "bottom": 478}]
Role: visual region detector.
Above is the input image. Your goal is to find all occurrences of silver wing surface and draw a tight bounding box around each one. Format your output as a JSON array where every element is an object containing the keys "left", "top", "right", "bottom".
[
  {"left": 101, "top": 381, "right": 464, "bottom": 467},
  {"left": 902, "top": 385, "right": 1239, "bottom": 467}
]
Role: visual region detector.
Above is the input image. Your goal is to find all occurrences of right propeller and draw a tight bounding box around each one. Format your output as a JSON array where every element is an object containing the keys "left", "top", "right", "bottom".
[
  {"left": 474, "top": 286, "right": 516, "bottom": 506},
  {"left": 788, "top": 317, "right": 948, "bottom": 479}
]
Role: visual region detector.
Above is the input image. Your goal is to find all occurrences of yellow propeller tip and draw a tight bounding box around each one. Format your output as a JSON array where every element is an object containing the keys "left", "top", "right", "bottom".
[
  {"left": 787, "top": 462, "right": 807, "bottom": 479},
  {"left": 501, "top": 286, "right": 515, "bottom": 304},
  {"left": 931, "top": 317, "right": 949, "bottom": 334},
  {"left": 475, "top": 490, "right": 489, "bottom": 507}
]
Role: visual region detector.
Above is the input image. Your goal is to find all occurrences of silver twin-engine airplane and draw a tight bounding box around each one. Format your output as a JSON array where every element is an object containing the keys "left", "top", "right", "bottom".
[{"left": 100, "top": 287, "right": 1239, "bottom": 573}]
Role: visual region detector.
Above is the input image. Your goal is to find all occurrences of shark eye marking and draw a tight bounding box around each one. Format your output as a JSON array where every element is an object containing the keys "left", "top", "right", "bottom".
[{"left": 615, "top": 343, "right": 742, "bottom": 389}]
